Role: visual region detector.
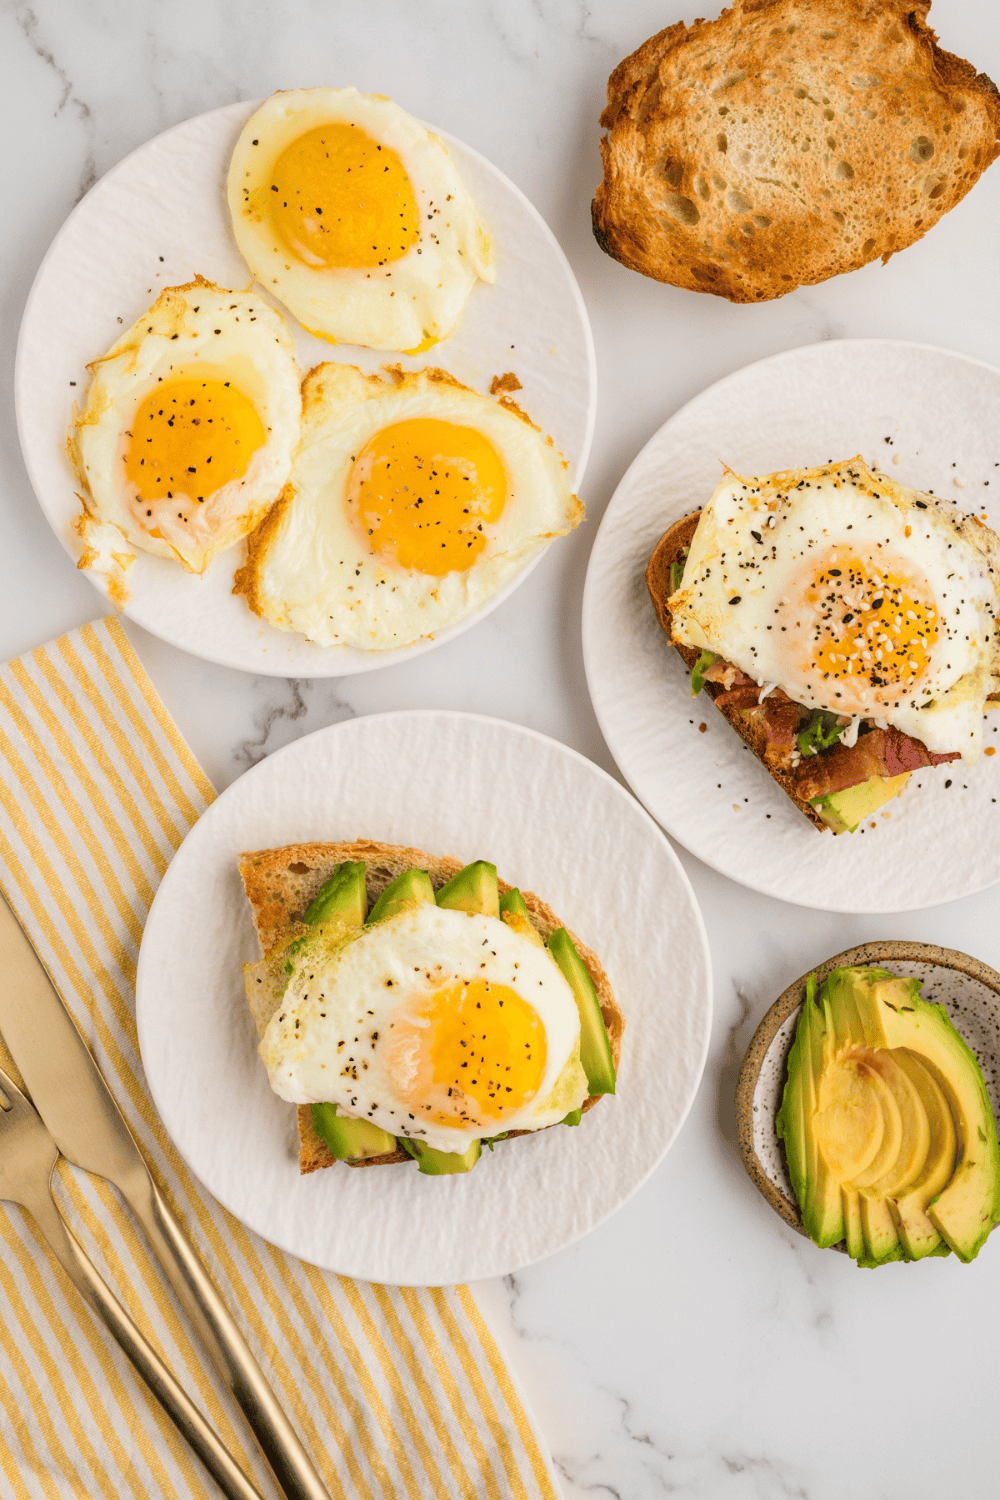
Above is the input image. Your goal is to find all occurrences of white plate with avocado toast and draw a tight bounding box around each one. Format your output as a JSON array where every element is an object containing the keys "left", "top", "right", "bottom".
[
  {"left": 583, "top": 339, "right": 1000, "bottom": 913},
  {"left": 136, "top": 710, "right": 712, "bottom": 1285}
]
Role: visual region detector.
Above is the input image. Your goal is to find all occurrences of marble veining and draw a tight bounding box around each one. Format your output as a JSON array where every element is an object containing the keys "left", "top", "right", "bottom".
[{"left": 3, "top": 1, "right": 1000, "bottom": 1495}]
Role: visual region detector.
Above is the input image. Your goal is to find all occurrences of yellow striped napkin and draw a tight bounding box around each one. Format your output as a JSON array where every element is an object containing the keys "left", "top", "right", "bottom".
[{"left": 0, "top": 616, "right": 558, "bottom": 1500}]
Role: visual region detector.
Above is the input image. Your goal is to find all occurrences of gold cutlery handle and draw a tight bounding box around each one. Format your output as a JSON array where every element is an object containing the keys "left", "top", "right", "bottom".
[
  {"left": 28, "top": 1184, "right": 265, "bottom": 1500},
  {"left": 129, "top": 1170, "right": 335, "bottom": 1500}
]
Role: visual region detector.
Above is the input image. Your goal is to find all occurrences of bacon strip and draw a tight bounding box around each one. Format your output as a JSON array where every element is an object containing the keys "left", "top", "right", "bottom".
[
  {"left": 794, "top": 726, "right": 960, "bottom": 801},
  {"left": 760, "top": 697, "right": 801, "bottom": 770}
]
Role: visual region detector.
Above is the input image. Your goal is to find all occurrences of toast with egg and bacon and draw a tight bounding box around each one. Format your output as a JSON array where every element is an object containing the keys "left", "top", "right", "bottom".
[{"left": 646, "top": 459, "right": 1000, "bottom": 832}]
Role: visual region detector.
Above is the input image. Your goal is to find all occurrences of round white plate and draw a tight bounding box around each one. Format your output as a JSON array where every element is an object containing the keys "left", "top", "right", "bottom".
[
  {"left": 136, "top": 711, "right": 712, "bottom": 1285},
  {"left": 583, "top": 339, "right": 1000, "bottom": 914},
  {"left": 16, "top": 101, "right": 595, "bottom": 677}
]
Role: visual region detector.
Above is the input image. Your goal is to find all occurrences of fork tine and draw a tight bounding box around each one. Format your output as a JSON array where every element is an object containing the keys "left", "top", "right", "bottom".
[{"left": 0, "top": 1063, "right": 265, "bottom": 1500}]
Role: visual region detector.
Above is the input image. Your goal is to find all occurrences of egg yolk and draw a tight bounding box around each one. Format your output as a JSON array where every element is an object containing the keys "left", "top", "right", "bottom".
[
  {"left": 348, "top": 418, "right": 508, "bottom": 575},
  {"left": 391, "top": 978, "right": 546, "bottom": 1129},
  {"left": 268, "top": 123, "right": 420, "bottom": 269},
  {"left": 796, "top": 547, "right": 939, "bottom": 696},
  {"left": 124, "top": 377, "right": 265, "bottom": 505}
]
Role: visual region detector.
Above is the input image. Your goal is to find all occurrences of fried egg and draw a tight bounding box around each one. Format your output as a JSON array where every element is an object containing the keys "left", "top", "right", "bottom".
[
  {"left": 227, "top": 88, "right": 493, "bottom": 352},
  {"left": 70, "top": 279, "right": 301, "bottom": 595},
  {"left": 234, "top": 362, "right": 581, "bottom": 649},
  {"left": 669, "top": 458, "right": 1000, "bottom": 764},
  {"left": 260, "top": 902, "right": 588, "bottom": 1154}
]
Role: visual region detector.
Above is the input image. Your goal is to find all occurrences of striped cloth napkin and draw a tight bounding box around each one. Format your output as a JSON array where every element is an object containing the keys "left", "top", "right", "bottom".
[{"left": 0, "top": 616, "right": 558, "bottom": 1500}]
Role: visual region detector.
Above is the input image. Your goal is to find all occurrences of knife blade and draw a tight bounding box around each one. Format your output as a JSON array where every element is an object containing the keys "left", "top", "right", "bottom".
[{"left": 0, "top": 890, "right": 334, "bottom": 1500}]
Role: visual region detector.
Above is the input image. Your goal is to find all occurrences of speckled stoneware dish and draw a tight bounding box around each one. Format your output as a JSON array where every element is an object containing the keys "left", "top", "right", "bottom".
[{"left": 734, "top": 942, "right": 1000, "bottom": 1248}]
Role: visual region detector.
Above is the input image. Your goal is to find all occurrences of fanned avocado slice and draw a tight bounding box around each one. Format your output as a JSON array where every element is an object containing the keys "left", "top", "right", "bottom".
[
  {"left": 778, "top": 966, "right": 1000, "bottom": 1266},
  {"left": 366, "top": 867, "right": 435, "bottom": 924},
  {"left": 312, "top": 1103, "right": 396, "bottom": 1162},
  {"left": 435, "top": 861, "right": 499, "bottom": 917},
  {"left": 546, "top": 927, "right": 615, "bottom": 1096},
  {"left": 776, "top": 975, "right": 844, "bottom": 1248}
]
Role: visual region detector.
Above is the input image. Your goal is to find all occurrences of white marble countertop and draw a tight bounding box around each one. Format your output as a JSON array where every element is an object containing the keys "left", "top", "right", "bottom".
[{"left": 3, "top": 2, "right": 1000, "bottom": 1495}]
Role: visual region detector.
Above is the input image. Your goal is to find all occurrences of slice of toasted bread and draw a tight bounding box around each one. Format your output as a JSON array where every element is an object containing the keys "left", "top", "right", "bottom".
[
  {"left": 646, "top": 513, "right": 829, "bottom": 831},
  {"left": 239, "top": 840, "right": 624, "bottom": 1174},
  {"left": 593, "top": 0, "right": 1000, "bottom": 302}
]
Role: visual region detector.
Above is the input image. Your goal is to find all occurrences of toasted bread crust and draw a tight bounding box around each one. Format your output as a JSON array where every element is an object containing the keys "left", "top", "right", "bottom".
[
  {"left": 593, "top": 0, "right": 1000, "bottom": 302},
  {"left": 646, "top": 514, "right": 829, "bottom": 831},
  {"left": 239, "top": 840, "right": 623, "bottom": 1174}
]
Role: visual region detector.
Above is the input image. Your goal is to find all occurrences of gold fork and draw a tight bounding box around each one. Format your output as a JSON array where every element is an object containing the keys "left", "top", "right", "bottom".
[{"left": 0, "top": 1065, "right": 265, "bottom": 1500}]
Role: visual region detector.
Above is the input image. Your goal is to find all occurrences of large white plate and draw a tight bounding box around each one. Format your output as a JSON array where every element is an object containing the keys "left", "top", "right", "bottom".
[
  {"left": 16, "top": 101, "right": 595, "bottom": 677},
  {"left": 582, "top": 340, "right": 1000, "bottom": 914},
  {"left": 136, "top": 712, "right": 711, "bottom": 1285}
]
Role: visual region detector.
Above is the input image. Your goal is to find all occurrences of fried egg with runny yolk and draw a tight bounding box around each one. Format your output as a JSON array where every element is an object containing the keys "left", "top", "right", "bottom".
[
  {"left": 234, "top": 362, "right": 581, "bottom": 650},
  {"left": 227, "top": 87, "right": 493, "bottom": 352},
  {"left": 259, "top": 902, "right": 588, "bottom": 1154},
  {"left": 70, "top": 279, "right": 301, "bottom": 598},
  {"left": 668, "top": 458, "right": 1000, "bottom": 763}
]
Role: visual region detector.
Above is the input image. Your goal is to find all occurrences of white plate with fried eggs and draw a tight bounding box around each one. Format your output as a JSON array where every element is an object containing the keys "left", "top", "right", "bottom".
[
  {"left": 16, "top": 99, "right": 595, "bottom": 676},
  {"left": 136, "top": 711, "right": 712, "bottom": 1285},
  {"left": 583, "top": 339, "right": 1000, "bottom": 913}
]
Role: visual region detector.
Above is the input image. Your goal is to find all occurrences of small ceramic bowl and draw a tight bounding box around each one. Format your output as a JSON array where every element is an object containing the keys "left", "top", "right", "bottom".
[{"left": 734, "top": 941, "right": 1000, "bottom": 1245}]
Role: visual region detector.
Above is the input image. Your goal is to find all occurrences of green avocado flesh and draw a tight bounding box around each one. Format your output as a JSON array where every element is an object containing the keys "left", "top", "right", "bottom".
[
  {"left": 303, "top": 861, "right": 368, "bottom": 927},
  {"left": 499, "top": 887, "right": 530, "bottom": 921},
  {"left": 435, "top": 861, "right": 499, "bottom": 917},
  {"left": 546, "top": 927, "right": 616, "bottom": 1097},
  {"left": 402, "top": 1138, "right": 482, "bottom": 1175},
  {"left": 311, "top": 1103, "right": 396, "bottom": 1162},
  {"left": 810, "top": 774, "right": 910, "bottom": 834},
  {"left": 366, "top": 867, "right": 435, "bottom": 924},
  {"left": 776, "top": 966, "right": 1000, "bottom": 1265}
]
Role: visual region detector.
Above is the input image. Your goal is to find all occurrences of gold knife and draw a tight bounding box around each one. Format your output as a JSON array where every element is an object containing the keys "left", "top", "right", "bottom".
[{"left": 0, "top": 891, "right": 335, "bottom": 1500}]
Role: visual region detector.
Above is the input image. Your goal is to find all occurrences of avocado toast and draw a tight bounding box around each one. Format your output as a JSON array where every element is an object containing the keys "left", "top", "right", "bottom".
[{"left": 240, "top": 839, "right": 624, "bottom": 1174}]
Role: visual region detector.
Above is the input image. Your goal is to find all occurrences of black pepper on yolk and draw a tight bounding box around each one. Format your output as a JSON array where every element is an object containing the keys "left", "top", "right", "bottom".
[
  {"left": 123, "top": 377, "right": 266, "bottom": 511},
  {"left": 268, "top": 123, "right": 421, "bottom": 269},
  {"left": 347, "top": 417, "right": 508, "bottom": 575},
  {"left": 796, "top": 547, "right": 939, "bottom": 698},
  {"left": 404, "top": 979, "right": 547, "bottom": 1128}
]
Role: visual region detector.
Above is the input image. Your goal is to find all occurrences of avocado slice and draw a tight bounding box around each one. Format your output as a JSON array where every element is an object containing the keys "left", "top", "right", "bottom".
[
  {"left": 303, "top": 861, "right": 368, "bottom": 927},
  {"left": 311, "top": 1103, "right": 397, "bottom": 1162},
  {"left": 366, "top": 867, "right": 435, "bottom": 924},
  {"left": 779, "top": 966, "right": 1000, "bottom": 1265},
  {"left": 498, "top": 887, "right": 544, "bottom": 946},
  {"left": 546, "top": 927, "right": 616, "bottom": 1096},
  {"left": 866, "top": 975, "right": 1000, "bottom": 1262},
  {"left": 857, "top": 1051, "right": 931, "bottom": 1263},
  {"left": 888, "top": 1052, "right": 954, "bottom": 1260},
  {"left": 435, "top": 861, "right": 500, "bottom": 917},
  {"left": 561, "top": 1108, "right": 583, "bottom": 1127},
  {"left": 401, "top": 1138, "right": 482, "bottom": 1175},
  {"left": 776, "top": 975, "right": 844, "bottom": 1248},
  {"left": 809, "top": 772, "right": 910, "bottom": 834}
]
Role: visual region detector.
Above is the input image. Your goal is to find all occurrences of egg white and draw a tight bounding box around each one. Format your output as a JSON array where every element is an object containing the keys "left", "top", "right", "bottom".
[
  {"left": 227, "top": 87, "right": 493, "bottom": 351},
  {"left": 70, "top": 279, "right": 301, "bottom": 595},
  {"left": 259, "top": 903, "right": 587, "bottom": 1154},
  {"left": 669, "top": 458, "right": 1000, "bottom": 764},
  {"left": 235, "top": 362, "right": 582, "bottom": 649}
]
